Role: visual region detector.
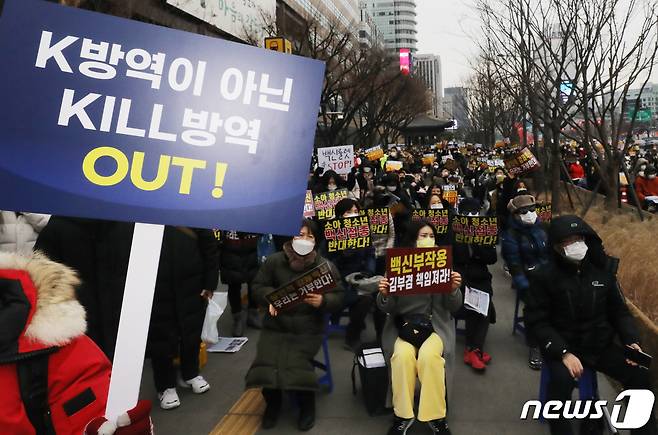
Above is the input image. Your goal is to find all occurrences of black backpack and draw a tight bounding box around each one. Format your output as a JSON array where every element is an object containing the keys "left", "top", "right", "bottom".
[{"left": 351, "top": 343, "right": 390, "bottom": 416}]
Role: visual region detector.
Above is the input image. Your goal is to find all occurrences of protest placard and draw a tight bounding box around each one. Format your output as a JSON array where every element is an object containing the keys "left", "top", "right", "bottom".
[
  {"left": 444, "top": 159, "right": 460, "bottom": 171},
  {"left": 386, "top": 247, "right": 453, "bottom": 296},
  {"left": 385, "top": 160, "right": 403, "bottom": 172},
  {"left": 0, "top": 0, "right": 324, "bottom": 237},
  {"left": 504, "top": 147, "right": 541, "bottom": 177},
  {"left": 266, "top": 262, "right": 337, "bottom": 311},
  {"left": 0, "top": 0, "right": 325, "bottom": 423},
  {"left": 361, "top": 207, "right": 390, "bottom": 235},
  {"left": 411, "top": 209, "right": 450, "bottom": 234},
  {"left": 313, "top": 189, "right": 349, "bottom": 220},
  {"left": 303, "top": 190, "right": 315, "bottom": 218},
  {"left": 365, "top": 145, "right": 384, "bottom": 161},
  {"left": 323, "top": 215, "right": 371, "bottom": 253},
  {"left": 422, "top": 153, "right": 436, "bottom": 165},
  {"left": 452, "top": 215, "right": 498, "bottom": 246},
  {"left": 537, "top": 203, "right": 552, "bottom": 223},
  {"left": 442, "top": 185, "right": 459, "bottom": 206},
  {"left": 317, "top": 145, "right": 354, "bottom": 175}
]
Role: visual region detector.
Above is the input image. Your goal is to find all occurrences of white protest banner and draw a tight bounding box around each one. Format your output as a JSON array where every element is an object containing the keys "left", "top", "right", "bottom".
[{"left": 317, "top": 145, "right": 355, "bottom": 175}]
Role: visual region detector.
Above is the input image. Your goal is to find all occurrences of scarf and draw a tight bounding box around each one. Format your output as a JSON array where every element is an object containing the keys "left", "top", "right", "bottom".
[{"left": 283, "top": 241, "right": 317, "bottom": 272}]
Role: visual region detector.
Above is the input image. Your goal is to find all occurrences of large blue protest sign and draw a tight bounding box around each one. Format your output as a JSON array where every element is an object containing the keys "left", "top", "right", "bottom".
[{"left": 0, "top": 0, "right": 324, "bottom": 236}]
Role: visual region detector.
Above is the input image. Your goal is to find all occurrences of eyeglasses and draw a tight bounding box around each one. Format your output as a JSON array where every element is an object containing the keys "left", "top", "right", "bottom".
[{"left": 515, "top": 205, "right": 536, "bottom": 215}]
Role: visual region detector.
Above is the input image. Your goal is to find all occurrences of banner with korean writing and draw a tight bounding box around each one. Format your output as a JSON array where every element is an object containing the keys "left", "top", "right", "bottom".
[
  {"left": 0, "top": 0, "right": 324, "bottom": 236},
  {"left": 266, "top": 262, "right": 337, "bottom": 311},
  {"left": 303, "top": 190, "right": 315, "bottom": 218},
  {"left": 386, "top": 247, "right": 453, "bottom": 296},
  {"left": 361, "top": 207, "right": 389, "bottom": 235},
  {"left": 385, "top": 161, "right": 403, "bottom": 172},
  {"left": 421, "top": 153, "right": 436, "bottom": 165},
  {"left": 317, "top": 145, "right": 354, "bottom": 175},
  {"left": 537, "top": 203, "right": 552, "bottom": 223},
  {"left": 452, "top": 216, "right": 498, "bottom": 246},
  {"left": 411, "top": 209, "right": 450, "bottom": 234},
  {"left": 313, "top": 189, "right": 348, "bottom": 221},
  {"left": 504, "top": 147, "right": 541, "bottom": 177},
  {"left": 442, "top": 185, "right": 459, "bottom": 207},
  {"left": 365, "top": 145, "right": 384, "bottom": 161},
  {"left": 323, "top": 216, "right": 371, "bottom": 253}
]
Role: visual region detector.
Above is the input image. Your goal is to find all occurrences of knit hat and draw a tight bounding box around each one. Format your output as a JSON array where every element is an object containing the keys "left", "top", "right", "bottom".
[
  {"left": 507, "top": 194, "right": 536, "bottom": 213},
  {"left": 459, "top": 198, "right": 482, "bottom": 215},
  {"left": 548, "top": 215, "right": 599, "bottom": 246}
]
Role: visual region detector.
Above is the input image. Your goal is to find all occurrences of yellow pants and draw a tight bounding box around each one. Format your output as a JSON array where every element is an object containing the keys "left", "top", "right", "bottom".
[{"left": 391, "top": 332, "right": 446, "bottom": 422}]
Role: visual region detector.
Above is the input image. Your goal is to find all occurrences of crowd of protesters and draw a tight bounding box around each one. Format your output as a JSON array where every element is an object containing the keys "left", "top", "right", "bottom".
[{"left": 0, "top": 141, "right": 656, "bottom": 435}]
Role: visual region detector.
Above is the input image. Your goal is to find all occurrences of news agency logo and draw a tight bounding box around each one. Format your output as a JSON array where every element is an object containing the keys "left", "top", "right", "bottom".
[{"left": 520, "top": 390, "right": 655, "bottom": 429}]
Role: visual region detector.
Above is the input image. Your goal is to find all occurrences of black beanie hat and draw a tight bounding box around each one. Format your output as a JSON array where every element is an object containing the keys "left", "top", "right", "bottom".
[
  {"left": 459, "top": 198, "right": 482, "bottom": 215},
  {"left": 548, "top": 215, "right": 600, "bottom": 246}
]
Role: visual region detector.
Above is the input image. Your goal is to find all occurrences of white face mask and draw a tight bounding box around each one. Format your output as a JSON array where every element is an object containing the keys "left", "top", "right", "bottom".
[
  {"left": 430, "top": 203, "right": 443, "bottom": 209},
  {"left": 421, "top": 168, "right": 428, "bottom": 173},
  {"left": 363, "top": 167, "right": 371, "bottom": 173},
  {"left": 343, "top": 213, "right": 359, "bottom": 218},
  {"left": 327, "top": 184, "right": 337, "bottom": 191},
  {"left": 650, "top": 175, "right": 657, "bottom": 180},
  {"left": 386, "top": 186, "right": 397, "bottom": 192},
  {"left": 520, "top": 211, "right": 538, "bottom": 225},
  {"left": 639, "top": 171, "right": 646, "bottom": 178},
  {"left": 641, "top": 165, "right": 647, "bottom": 170},
  {"left": 292, "top": 238, "right": 315, "bottom": 256},
  {"left": 467, "top": 212, "right": 479, "bottom": 217},
  {"left": 563, "top": 240, "right": 588, "bottom": 262}
]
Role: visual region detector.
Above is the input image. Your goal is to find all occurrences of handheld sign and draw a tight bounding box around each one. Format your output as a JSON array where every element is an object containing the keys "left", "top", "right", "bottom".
[
  {"left": 0, "top": 0, "right": 325, "bottom": 236},
  {"left": 411, "top": 209, "right": 450, "bottom": 234},
  {"left": 365, "top": 145, "right": 384, "bottom": 161},
  {"left": 303, "top": 190, "right": 315, "bottom": 218},
  {"left": 266, "top": 262, "right": 337, "bottom": 311},
  {"left": 317, "top": 145, "right": 354, "bottom": 175},
  {"left": 361, "top": 207, "right": 390, "bottom": 235},
  {"left": 323, "top": 216, "right": 371, "bottom": 253},
  {"left": 452, "top": 215, "right": 498, "bottom": 246},
  {"left": 386, "top": 247, "right": 453, "bottom": 296},
  {"left": 313, "top": 189, "right": 349, "bottom": 221},
  {"left": 385, "top": 161, "right": 403, "bottom": 172},
  {"left": 504, "top": 147, "right": 541, "bottom": 177},
  {"left": 536, "top": 203, "right": 552, "bottom": 223}
]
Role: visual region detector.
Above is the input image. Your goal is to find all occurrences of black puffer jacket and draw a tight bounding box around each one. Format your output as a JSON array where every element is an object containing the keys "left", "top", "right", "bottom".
[
  {"left": 218, "top": 231, "right": 259, "bottom": 284},
  {"left": 453, "top": 244, "right": 497, "bottom": 292},
  {"left": 525, "top": 216, "right": 639, "bottom": 361}
]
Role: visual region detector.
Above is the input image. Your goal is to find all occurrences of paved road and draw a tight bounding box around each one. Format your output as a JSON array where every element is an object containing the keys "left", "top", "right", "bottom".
[{"left": 141, "top": 256, "right": 625, "bottom": 435}]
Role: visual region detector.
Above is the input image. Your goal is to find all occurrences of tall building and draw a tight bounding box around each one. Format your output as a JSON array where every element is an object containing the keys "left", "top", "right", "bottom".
[
  {"left": 358, "top": 2, "right": 383, "bottom": 48},
  {"left": 414, "top": 54, "right": 443, "bottom": 118},
  {"left": 625, "top": 83, "right": 658, "bottom": 122},
  {"left": 284, "top": 0, "right": 360, "bottom": 34},
  {"left": 444, "top": 87, "right": 470, "bottom": 130},
  {"left": 363, "top": 0, "right": 418, "bottom": 56}
]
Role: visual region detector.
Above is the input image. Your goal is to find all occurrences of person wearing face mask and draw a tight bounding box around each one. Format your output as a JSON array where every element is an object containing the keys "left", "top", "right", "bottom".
[
  {"left": 452, "top": 198, "right": 498, "bottom": 371},
  {"left": 247, "top": 219, "right": 344, "bottom": 432},
  {"left": 313, "top": 169, "right": 344, "bottom": 195},
  {"left": 383, "top": 174, "right": 413, "bottom": 244},
  {"left": 377, "top": 221, "right": 463, "bottom": 435},
  {"left": 327, "top": 198, "right": 377, "bottom": 349},
  {"left": 501, "top": 195, "right": 550, "bottom": 370},
  {"left": 634, "top": 165, "right": 658, "bottom": 209},
  {"left": 525, "top": 215, "right": 657, "bottom": 435}
]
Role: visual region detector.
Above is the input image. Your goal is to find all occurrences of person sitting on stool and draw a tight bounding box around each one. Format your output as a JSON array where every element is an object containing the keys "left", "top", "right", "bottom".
[{"left": 525, "top": 215, "right": 657, "bottom": 435}]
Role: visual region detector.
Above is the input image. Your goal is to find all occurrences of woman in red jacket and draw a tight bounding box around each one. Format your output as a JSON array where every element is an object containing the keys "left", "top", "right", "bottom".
[{"left": 0, "top": 251, "right": 151, "bottom": 435}]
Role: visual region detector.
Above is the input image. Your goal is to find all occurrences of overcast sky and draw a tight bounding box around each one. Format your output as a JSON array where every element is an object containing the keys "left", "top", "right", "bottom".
[
  {"left": 416, "top": 0, "right": 657, "bottom": 90},
  {"left": 416, "top": 0, "right": 481, "bottom": 89}
]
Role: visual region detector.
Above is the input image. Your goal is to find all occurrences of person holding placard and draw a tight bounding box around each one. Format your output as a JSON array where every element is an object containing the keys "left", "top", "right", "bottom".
[
  {"left": 246, "top": 219, "right": 344, "bottom": 431},
  {"left": 377, "top": 221, "right": 463, "bottom": 435},
  {"left": 452, "top": 198, "right": 498, "bottom": 372}
]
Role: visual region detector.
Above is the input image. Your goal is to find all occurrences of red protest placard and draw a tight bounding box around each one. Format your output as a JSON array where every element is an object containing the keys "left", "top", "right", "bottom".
[
  {"left": 303, "top": 190, "right": 315, "bottom": 218},
  {"left": 386, "top": 247, "right": 453, "bottom": 296},
  {"left": 266, "top": 262, "right": 337, "bottom": 311}
]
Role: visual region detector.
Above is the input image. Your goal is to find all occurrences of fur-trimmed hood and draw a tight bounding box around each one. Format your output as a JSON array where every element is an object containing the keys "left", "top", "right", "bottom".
[{"left": 0, "top": 251, "right": 86, "bottom": 362}]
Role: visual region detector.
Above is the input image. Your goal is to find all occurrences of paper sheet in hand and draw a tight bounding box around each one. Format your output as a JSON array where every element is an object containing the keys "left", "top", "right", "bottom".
[
  {"left": 464, "top": 286, "right": 490, "bottom": 316},
  {"left": 207, "top": 337, "right": 249, "bottom": 353}
]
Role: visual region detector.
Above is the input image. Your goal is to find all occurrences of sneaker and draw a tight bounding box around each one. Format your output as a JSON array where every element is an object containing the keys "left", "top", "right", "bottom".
[
  {"left": 387, "top": 416, "right": 415, "bottom": 435},
  {"left": 529, "top": 347, "right": 543, "bottom": 370},
  {"left": 427, "top": 418, "right": 452, "bottom": 435},
  {"left": 464, "top": 349, "right": 486, "bottom": 371},
  {"left": 479, "top": 349, "right": 492, "bottom": 364},
  {"left": 180, "top": 375, "right": 210, "bottom": 394},
  {"left": 158, "top": 388, "right": 180, "bottom": 410},
  {"left": 232, "top": 311, "right": 245, "bottom": 337},
  {"left": 247, "top": 308, "right": 263, "bottom": 329}
]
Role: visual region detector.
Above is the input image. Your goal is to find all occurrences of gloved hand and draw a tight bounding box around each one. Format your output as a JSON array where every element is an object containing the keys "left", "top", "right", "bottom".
[{"left": 85, "top": 400, "right": 153, "bottom": 435}]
